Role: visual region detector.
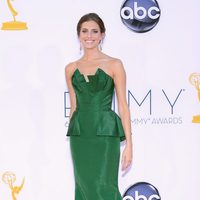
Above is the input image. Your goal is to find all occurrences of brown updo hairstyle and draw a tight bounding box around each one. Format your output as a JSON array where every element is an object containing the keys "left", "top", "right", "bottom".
[{"left": 77, "top": 13, "right": 106, "bottom": 36}]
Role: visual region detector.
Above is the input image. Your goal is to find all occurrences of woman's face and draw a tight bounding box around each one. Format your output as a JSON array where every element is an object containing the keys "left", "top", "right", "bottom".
[{"left": 79, "top": 20, "right": 104, "bottom": 50}]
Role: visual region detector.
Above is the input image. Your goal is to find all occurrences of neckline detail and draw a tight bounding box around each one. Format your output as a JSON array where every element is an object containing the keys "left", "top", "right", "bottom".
[
  {"left": 76, "top": 67, "right": 100, "bottom": 77},
  {"left": 74, "top": 67, "right": 114, "bottom": 82}
]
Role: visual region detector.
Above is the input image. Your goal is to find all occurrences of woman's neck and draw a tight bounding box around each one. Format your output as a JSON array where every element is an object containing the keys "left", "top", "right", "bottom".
[{"left": 82, "top": 48, "right": 102, "bottom": 61}]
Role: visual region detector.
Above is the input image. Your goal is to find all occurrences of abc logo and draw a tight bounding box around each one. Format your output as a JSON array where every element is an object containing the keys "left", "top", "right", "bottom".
[
  {"left": 120, "top": 0, "right": 161, "bottom": 33},
  {"left": 123, "top": 182, "right": 161, "bottom": 200}
]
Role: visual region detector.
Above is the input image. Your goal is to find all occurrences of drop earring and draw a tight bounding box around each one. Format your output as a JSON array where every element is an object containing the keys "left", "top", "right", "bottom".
[
  {"left": 79, "top": 44, "right": 82, "bottom": 55},
  {"left": 99, "top": 40, "right": 103, "bottom": 51}
]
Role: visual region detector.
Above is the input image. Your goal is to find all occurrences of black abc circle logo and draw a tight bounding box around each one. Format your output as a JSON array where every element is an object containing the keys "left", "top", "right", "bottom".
[
  {"left": 120, "top": 0, "right": 161, "bottom": 33},
  {"left": 123, "top": 182, "right": 161, "bottom": 200}
]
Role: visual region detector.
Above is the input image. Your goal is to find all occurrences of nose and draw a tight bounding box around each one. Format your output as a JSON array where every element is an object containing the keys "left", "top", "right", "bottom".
[{"left": 87, "top": 31, "right": 92, "bottom": 37}]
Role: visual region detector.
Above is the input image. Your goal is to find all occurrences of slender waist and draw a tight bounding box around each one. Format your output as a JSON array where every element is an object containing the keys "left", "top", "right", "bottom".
[{"left": 75, "top": 103, "right": 111, "bottom": 112}]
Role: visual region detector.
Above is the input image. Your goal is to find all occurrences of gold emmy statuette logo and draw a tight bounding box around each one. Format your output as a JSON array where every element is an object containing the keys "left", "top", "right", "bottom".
[
  {"left": 1, "top": 0, "right": 28, "bottom": 30},
  {"left": 2, "top": 171, "right": 25, "bottom": 200},
  {"left": 189, "top": 73, "right": 200, "bottom": 123}
]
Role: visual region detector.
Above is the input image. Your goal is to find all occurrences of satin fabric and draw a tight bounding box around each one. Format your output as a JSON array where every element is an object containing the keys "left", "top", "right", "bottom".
[
  {"left": 67, "top": 67, "right": 126, "bottom": 142},
  {"left": 67, "top": 67, "right": 125, "bottom": 200}
]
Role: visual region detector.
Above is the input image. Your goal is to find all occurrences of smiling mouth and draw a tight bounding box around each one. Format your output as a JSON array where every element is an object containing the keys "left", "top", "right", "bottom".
[{"left": 85, "top": 40, "right": 94, "bottom": 43}]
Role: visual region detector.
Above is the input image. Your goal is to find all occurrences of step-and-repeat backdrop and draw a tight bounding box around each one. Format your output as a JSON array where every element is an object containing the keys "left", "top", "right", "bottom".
[{"left": 0, "top": 0, "right": 199, "bottom": 199}]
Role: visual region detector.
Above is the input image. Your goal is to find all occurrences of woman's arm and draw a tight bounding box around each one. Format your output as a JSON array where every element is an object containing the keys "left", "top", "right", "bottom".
[
  {"left": 65, "top": 63, "right": 77, "bottom": 119},
  {"left": 112, "top": 59, "right": 133, "bottom": 171}
]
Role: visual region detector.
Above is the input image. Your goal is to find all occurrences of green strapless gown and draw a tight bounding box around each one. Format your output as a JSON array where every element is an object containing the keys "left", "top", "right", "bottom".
[{"left": 67, "top": 67, "right": 126, "bottom": 200}]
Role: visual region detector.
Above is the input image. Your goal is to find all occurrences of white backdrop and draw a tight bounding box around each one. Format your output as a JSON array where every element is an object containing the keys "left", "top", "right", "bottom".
[{"left": 0, "top": 0, "right": 200, "bottom": 199}]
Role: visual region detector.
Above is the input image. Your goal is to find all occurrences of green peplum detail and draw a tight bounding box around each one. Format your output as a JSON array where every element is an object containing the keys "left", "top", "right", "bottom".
[
  {"left": 66, "top": 67, "right": 126, "bottom": 142},
  {"left": 67, "top": 109, "right": 126, "bottom": 142}
]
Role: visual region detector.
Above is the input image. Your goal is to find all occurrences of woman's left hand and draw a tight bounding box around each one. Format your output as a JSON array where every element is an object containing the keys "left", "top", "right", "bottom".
[{"left": 121, "top": 144, "right": 132, "bottom": 171}]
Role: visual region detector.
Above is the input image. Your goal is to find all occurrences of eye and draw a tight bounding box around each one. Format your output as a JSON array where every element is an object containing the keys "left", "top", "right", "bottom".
[
  {"left": 81, "top": 29, "right": 87, "bottom": 33},
  {"left": 92, "top": 30, "right": 99, "bottom": 33}
]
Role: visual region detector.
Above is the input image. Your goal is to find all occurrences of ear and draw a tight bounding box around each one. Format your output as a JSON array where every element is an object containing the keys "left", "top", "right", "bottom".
[{"left": 101, "top": 33, "right": 105, "bottom": 40}]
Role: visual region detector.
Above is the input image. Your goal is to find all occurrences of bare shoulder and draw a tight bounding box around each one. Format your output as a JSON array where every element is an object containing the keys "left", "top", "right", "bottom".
[
  {"left": 106, "top": 56, "right": 125, "bottom": 75},
  {"left": 109, "top": 57, "right": 123, "bottom": 67},
  {"left": 101, "top": 53, "right": 123, "bottom": 69},
  {"left": 65, "top": 61, "right": 78, "bottom": 77}
]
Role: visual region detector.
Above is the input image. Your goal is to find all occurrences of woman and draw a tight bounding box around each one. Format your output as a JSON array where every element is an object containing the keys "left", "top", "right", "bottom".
[{"left": 65, "top": 13, "right": 132, "bottom": 200}]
